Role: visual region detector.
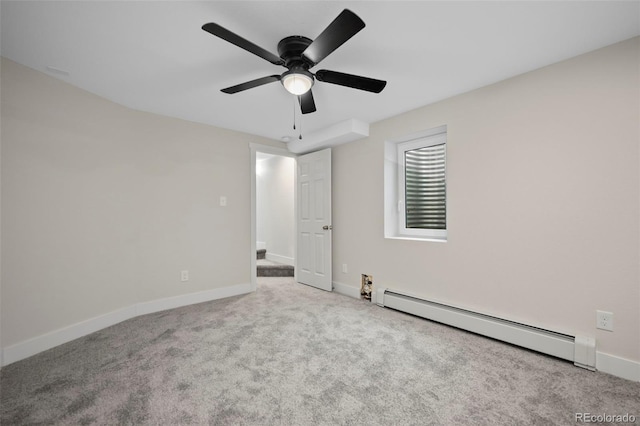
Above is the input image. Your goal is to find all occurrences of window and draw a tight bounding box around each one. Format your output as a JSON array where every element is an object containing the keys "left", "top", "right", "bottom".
[
  {"left": 384, "top": 126, "right": 447, "bottom": 241},
  {"left": 398, "top": 133, "right": 447, "bottom": 237}
]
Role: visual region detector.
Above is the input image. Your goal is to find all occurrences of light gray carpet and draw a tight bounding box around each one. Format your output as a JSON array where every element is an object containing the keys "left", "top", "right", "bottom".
[{"left": 1, "top": 277, "right": 639, "bottom": 425}]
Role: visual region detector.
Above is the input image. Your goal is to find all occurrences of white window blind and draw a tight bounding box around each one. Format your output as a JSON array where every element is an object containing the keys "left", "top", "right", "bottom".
[
  {"left": 393, "top": 129, "right": 447, "bottom": 240},
  {"left": 404, "top": 143, "right": 446, "bottom": 230}
]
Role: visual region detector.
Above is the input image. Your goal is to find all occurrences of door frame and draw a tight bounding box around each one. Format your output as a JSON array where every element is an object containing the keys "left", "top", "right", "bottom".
[{"left": 250, "top": 143, "right": 297, "bottom": 292}]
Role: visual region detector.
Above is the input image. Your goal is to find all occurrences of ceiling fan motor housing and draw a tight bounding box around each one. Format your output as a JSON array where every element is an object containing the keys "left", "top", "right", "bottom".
[{"left": 277, "top": 36, "right": 314, "bottom": 69}]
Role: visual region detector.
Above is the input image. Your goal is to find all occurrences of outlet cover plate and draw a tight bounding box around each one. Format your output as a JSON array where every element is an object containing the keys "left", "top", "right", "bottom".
[{"left": 596, "top": 310, "right": 613, "bottom": 331}]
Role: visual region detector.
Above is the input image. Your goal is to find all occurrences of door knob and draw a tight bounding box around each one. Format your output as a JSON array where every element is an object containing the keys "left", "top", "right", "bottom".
[{"left": 322, "top": 225, "right": 333, "bottom": 230}]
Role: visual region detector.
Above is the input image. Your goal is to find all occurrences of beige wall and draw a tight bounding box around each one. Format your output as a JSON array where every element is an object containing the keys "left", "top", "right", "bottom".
[
  {"left": 333, "top": 37, "right": 640, "bottom": 362},
  {"left": 2, "top": 36, "right": 639, "bottom": 365},
  {"left": 0, "top": 57, "right": 281, "bottom": 348}
]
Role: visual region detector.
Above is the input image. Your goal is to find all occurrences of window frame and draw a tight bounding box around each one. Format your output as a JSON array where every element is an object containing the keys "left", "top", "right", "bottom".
[
  {"left": 397, "top": 133, "right": 447, "bottom": 239},
  {"left": 384, "top": 125, "right": 448, "bottom": 242}
]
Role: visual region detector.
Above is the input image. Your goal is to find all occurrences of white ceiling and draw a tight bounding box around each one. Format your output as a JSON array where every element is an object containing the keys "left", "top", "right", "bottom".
[{"left": 1, "top": 1, "right": 639, "bottom": 143}]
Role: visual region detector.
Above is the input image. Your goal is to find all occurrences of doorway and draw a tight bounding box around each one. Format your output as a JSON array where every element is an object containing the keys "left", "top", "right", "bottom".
[{"left": 250, "top": 145, "right": 296, "bottom": 291}]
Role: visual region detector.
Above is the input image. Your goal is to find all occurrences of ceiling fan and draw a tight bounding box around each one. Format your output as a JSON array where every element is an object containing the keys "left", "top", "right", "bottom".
[{"left": 202, "top": 9, "right": 386, "bottom": 114}]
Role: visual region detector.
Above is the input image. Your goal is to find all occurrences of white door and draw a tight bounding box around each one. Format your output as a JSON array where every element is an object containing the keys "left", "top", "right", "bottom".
[{"left": 297, "top": 148, "right": 332, "bottom": 291}]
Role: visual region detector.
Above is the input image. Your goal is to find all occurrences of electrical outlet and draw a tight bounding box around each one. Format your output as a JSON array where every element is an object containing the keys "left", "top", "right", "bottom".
[
  {"left": 181, "top": 270, "right": 189, "bottom": 282},
  {"left": 596, "top": 310, "right": 613, "bottom": 331},
  {"left": 342, "top": 263, "right": 348, "bottom": 273}
]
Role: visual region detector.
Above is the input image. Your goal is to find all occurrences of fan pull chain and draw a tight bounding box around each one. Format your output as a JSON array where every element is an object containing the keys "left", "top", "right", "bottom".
[
  {"left": 292, "top": 96, "right": 302, "bottom": 139},
  {"left": 293, "top": 96, "right": 297, "bottom": 130}
]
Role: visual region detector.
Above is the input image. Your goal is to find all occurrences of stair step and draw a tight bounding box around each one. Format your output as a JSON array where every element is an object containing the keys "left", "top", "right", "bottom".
[
  {"left": 257, "top": 266, "right": 294, "bottom": 277},
  {"left": 257, "top": 259, "right": 294, "bottom": 277}
]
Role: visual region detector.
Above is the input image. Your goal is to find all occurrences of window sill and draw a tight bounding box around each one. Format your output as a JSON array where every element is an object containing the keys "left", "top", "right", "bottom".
[{"left": 385, "top": 235, "right": 447, "bottom": 243}]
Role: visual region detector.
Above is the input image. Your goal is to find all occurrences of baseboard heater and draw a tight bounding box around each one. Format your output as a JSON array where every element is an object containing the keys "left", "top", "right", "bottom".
[{"left": 376, "top": 288, "right": 596, "bottom": 371}]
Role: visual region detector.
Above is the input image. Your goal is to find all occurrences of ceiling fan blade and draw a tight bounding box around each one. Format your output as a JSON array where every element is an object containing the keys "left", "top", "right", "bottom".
[
  {"left": 298, "top": 90, "right": 317, "bottom": 114},
  {"left": 221, "top": 75, "right": 281, "bottom": 94},
  {"left": 315, "top": 70, "right": 386, "bottom": 93},
  {"left": 302, "top": 9, "right": 365, "bottom": 66},
  {"left": 202, "top": 23, "right": 284, "bottom": 66}
]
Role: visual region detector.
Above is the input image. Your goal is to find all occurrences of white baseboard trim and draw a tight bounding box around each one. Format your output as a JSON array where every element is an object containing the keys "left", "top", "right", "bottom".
[
  {"left": 5, "top": 282, "right": 638, "bottom": 383},
  {"left": 2, "top": 305, "right": 136, "bottom": 367},
  {"left": 265, "top": 253, "right": 294, "bottom": 266},
  {"left": 332, "top": 281, "right": 362, "bottom": 299},
  {"left": 135, "top": 283, "right": 251, "bottom": 316},
  {"left": 2, "top": 283, "right": 252, "bottom": 367},
  {"left": 596, "top": 351, "right": 640, "bottom": 382}
]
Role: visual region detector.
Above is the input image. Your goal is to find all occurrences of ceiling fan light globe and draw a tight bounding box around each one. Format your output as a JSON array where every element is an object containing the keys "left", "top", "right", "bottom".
[{"left": 282, "top": 73, "right": 313, "bottom": 95}]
